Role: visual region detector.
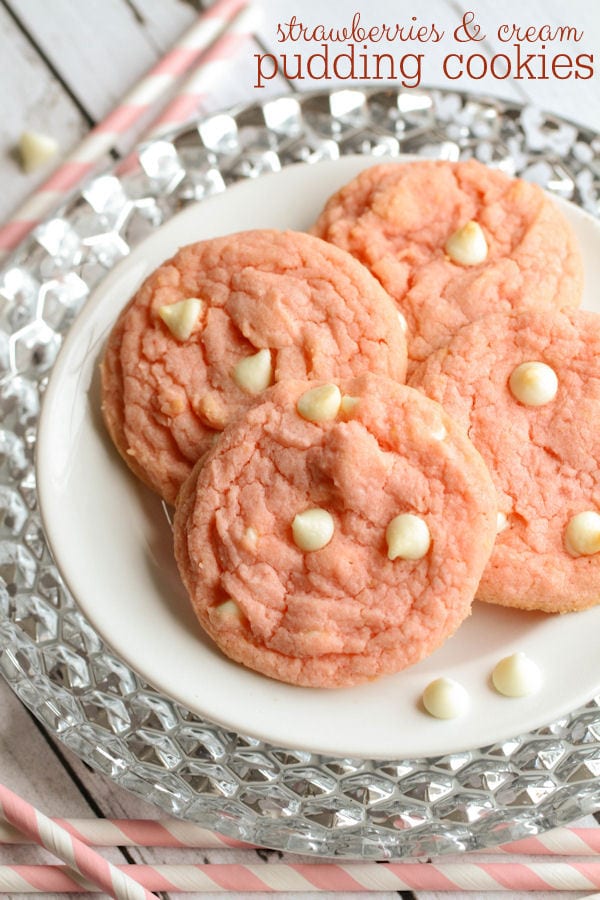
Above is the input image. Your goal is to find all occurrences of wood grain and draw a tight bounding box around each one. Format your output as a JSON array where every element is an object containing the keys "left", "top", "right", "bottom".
[{"left": 0, "top": 3, "right": 89, "bottom": 222}]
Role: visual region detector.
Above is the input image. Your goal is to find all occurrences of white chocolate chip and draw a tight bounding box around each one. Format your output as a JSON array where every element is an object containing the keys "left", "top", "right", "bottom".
[
  {"left": 565, "top": 511, "right": 600, "bottom": 556},
  {"left": 213, "top": 599, "right": 244, "bottom": 625},
  {"left": 386, "top": 513, "right": 431, "bottom": 560},
  {"left": 292, "top": 508, "right": 334, "bottom": 551},
  {"left": 431, "top": 423, "right": 447, "bottom": 441},
  {"left": 244, "top": 527, "right": 258, "bottom": 549},
  {"left": 445, "top": 220, "right": 488, "bottom": 266},
  {"left": 397, "top": 311, "right": 408, "bottom": 333},
  {"left": 492, "top": 652, "right": 542, "bottom": 697},
  {"left": 159, "top": 298, "right": 203, "bottom": 341},
  {"left": 19, "top": 130, "right": 59, "bottom": 173},
  {"left": 496, "top": 512, "right": 509, "bottom": 533},
  {"left": 509, "top": 361, "right": 558, "bottom": 407},
  {"left": 233, "top": 348, "right": 272, "bottom": 395},
  {"left": 422, "top": 677, "right": 469, "bottom": 719},
  {"left": 296, "top": 384, "right": 341, "bottom": 423},
  {"left": 340, "top": 395, "right": 359, "bottom": 416}
]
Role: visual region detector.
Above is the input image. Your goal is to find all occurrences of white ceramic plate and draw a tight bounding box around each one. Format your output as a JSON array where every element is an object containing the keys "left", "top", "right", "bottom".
[{"left": 37, "top": 156, "right": 600, "bottom": 760}]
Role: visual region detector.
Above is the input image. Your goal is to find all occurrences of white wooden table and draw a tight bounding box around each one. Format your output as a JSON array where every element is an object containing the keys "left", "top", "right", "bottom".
[{"left": 0, "top": 1, "right": 599, "bottom": 898}]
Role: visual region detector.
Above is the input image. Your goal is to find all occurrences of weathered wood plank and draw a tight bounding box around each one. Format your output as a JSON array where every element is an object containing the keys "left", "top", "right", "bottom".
[
  {"left": 128, "top": 0, "right": 198, "bottom": 53},
  {"left": 0, "top": 3, "right": 89, "bottom": 223},
  {"left": 4, "top": 0, "right": 162, "bottom": 122}
]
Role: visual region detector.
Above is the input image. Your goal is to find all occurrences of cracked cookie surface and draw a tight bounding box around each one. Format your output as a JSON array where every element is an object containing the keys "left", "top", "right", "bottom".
[
  {"left": 312, "top": 160, "right": 583, "bottom": 371},
  {"left": 100, "top": 229, "right": 407, "bottom": 503},
  {"left": 174, "top": 374, "right": 497, "bottom": 688},
  {"left": 410, "top": 309, "right": 600, "bottom": 612}
]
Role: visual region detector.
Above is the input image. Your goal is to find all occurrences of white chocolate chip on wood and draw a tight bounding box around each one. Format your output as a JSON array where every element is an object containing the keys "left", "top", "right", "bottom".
[
  {"left": 509, "top": 361, "right": 558, "bottom": 407},
  {"left": 159, "top": 298, "right": 203, "bottom": 341},
  {"left": 492, "top": 652, "right": 542, "bottom": 697},
  {"left": 386, "top": 513, "right": 431, "bottom": 560},
  {"left": 296, "top": 384, "right": 341, "bottom": 423},
  {"left": 19, "top": 130, "right": 59, "bottom": 172},
  {"left": 292, "top": 508, "right": 334, "bottom": 551},
  {"left": 565, "top": 511, "right": 600, "bottom": 556},
  {"left": 233, "top": 348, "right": 273, "bottom": 395},
  {"left": 445, "top": 221, "right": 488, "bottom": 266},
  {"left": 422, "top": 677, "right": 469, "bottom": 719}
]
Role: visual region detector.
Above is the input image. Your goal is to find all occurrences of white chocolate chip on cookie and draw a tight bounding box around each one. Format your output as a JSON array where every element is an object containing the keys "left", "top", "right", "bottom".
[
  {"left": 159, "top": 298, "right": 203, "bottom": 341},
  {"left": 292, "top": 508, "right": 334, "bottom": 551},
  {"left": 213, "top": 599, "right": 245, "bottom": 625},
  {"left": 397, "top": 311, "right": 408, "bottom": 333},
  {"left": 386, "top": 513, "right": 431, "bottom": 560},
  {"left": 340, "top": 395, "right": 359, "bottom": 416},
  {"left": 233, "top": 348, "right": 273, "bottom": 395},
  {"left": 296, "top": 384, "right": 341, "bottom": 422},
  {"left": 565, "top": 511, "right": 600, "bottom": 556},
  {"left": 509, "top": 361, "right": 558, "bottom": 407},
  {"left": 496, "top": 512, "right": 509, "bottom": 533},
  {"left": 445, "top": 221, "right": 488, "bottom": 266}
]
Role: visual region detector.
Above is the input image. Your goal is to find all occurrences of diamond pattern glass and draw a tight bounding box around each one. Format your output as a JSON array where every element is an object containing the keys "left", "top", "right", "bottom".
[{"left": 0, "top": 87, "right": 599, "bottom": 858}]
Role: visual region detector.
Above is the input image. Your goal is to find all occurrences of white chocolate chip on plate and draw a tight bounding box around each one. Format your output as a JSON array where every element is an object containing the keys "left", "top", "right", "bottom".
[
  {"left": 292, "top": 508, "right": 334, "bottom": 551},
  {"left": 509, "top": 361, "right": 558, "bottom": 407},
  {"left": 445, "top": 221, "right": 488, "bottom": 266},
  {"left": 296, "top": 384, "right": 341, "bottom": 423},
  {"left": 233, "top": 348, "right": 273, "bottom": 395},
  {"left": 422, "top": 677, "right": 469, "bottom": 719},
  {"left": 492, "top": 652, "right": 542, "bottom": 697},
  {"left": 565, "top": 510, "right": 600, "bottom": 556},
  {"left": 386, "top": 513, "right": 431, "bottom": 560},
  {"left": 159, "top": 298, "right": 203, "bottom": 341}
]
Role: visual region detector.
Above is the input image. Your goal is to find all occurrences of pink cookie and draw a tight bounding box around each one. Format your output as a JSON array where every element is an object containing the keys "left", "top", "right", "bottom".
[
  {"left": 101, "top": 229, "right": 407, "bottom": 504},
  {"left": 312, "top": 160, "right": 583, "bottom": 369},
  {"left": 174, "top": 374, "right": 497, "bottom": 688},
  {"left": 410, "top": 309, "right": 600, "bottom": 613}
]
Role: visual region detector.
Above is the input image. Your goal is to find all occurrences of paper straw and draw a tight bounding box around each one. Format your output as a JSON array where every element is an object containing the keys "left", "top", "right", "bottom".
[
  {"left": 0, "top": 0, "right": 248, "bottom": 256},
  {"left": 2, "top": 860, "right": 600, "bottom": 893},
  {"left": 147, "top": 4, "right": 258, "bottom": 137},
  {"left": 2, "top": 817, "right": 600, "bottom": 856},
  {"left": 0, "top": 817, "right": 247, "bottom": 849},
  {"left": 0, "top": 784, "right": 154, "bottom": 900}
]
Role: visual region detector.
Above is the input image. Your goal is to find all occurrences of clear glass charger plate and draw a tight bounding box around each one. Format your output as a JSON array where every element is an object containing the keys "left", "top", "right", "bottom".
[{"left": 1, "top": 86, "right": 599, "bottom": 860}]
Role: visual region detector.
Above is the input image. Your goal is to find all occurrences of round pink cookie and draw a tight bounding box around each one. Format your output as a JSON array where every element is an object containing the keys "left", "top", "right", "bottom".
[
  {"left": 312, "top": 160, "right": 583, "bottom": 369},
  {"left": 173, "top": 374, "right": 497, "bottom": 688},
  {"left": 410, "top": 309, "right": 600, "bottom": 613},
  {"left": 101, "top": 229, "right": 407, "bottom": 504}
]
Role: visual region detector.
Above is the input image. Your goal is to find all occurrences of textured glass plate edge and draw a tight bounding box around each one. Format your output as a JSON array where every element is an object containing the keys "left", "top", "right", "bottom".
[{"left": 0, "top": 85, "right": 599, "bottom": 859}]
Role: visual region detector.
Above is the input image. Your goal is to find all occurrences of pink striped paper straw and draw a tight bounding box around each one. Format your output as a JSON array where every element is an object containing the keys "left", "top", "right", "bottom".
[
  {"left": 148, "top": 4, "right": 259, "bottom": 137},
  {"left": 2, "top": 816, "right": 600, "bottom": 856},
  {"left": 0, "top": 0, "right": 248, "bottom": 257},
  {"left": 2, "top": 860, "right": 600, "bottom": 892},
  {"left": 0, "top": 816, "right": 247, "bottom": 849},
  {"left": 0, "top": 784, "right": 154, "bottom": 900}
]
